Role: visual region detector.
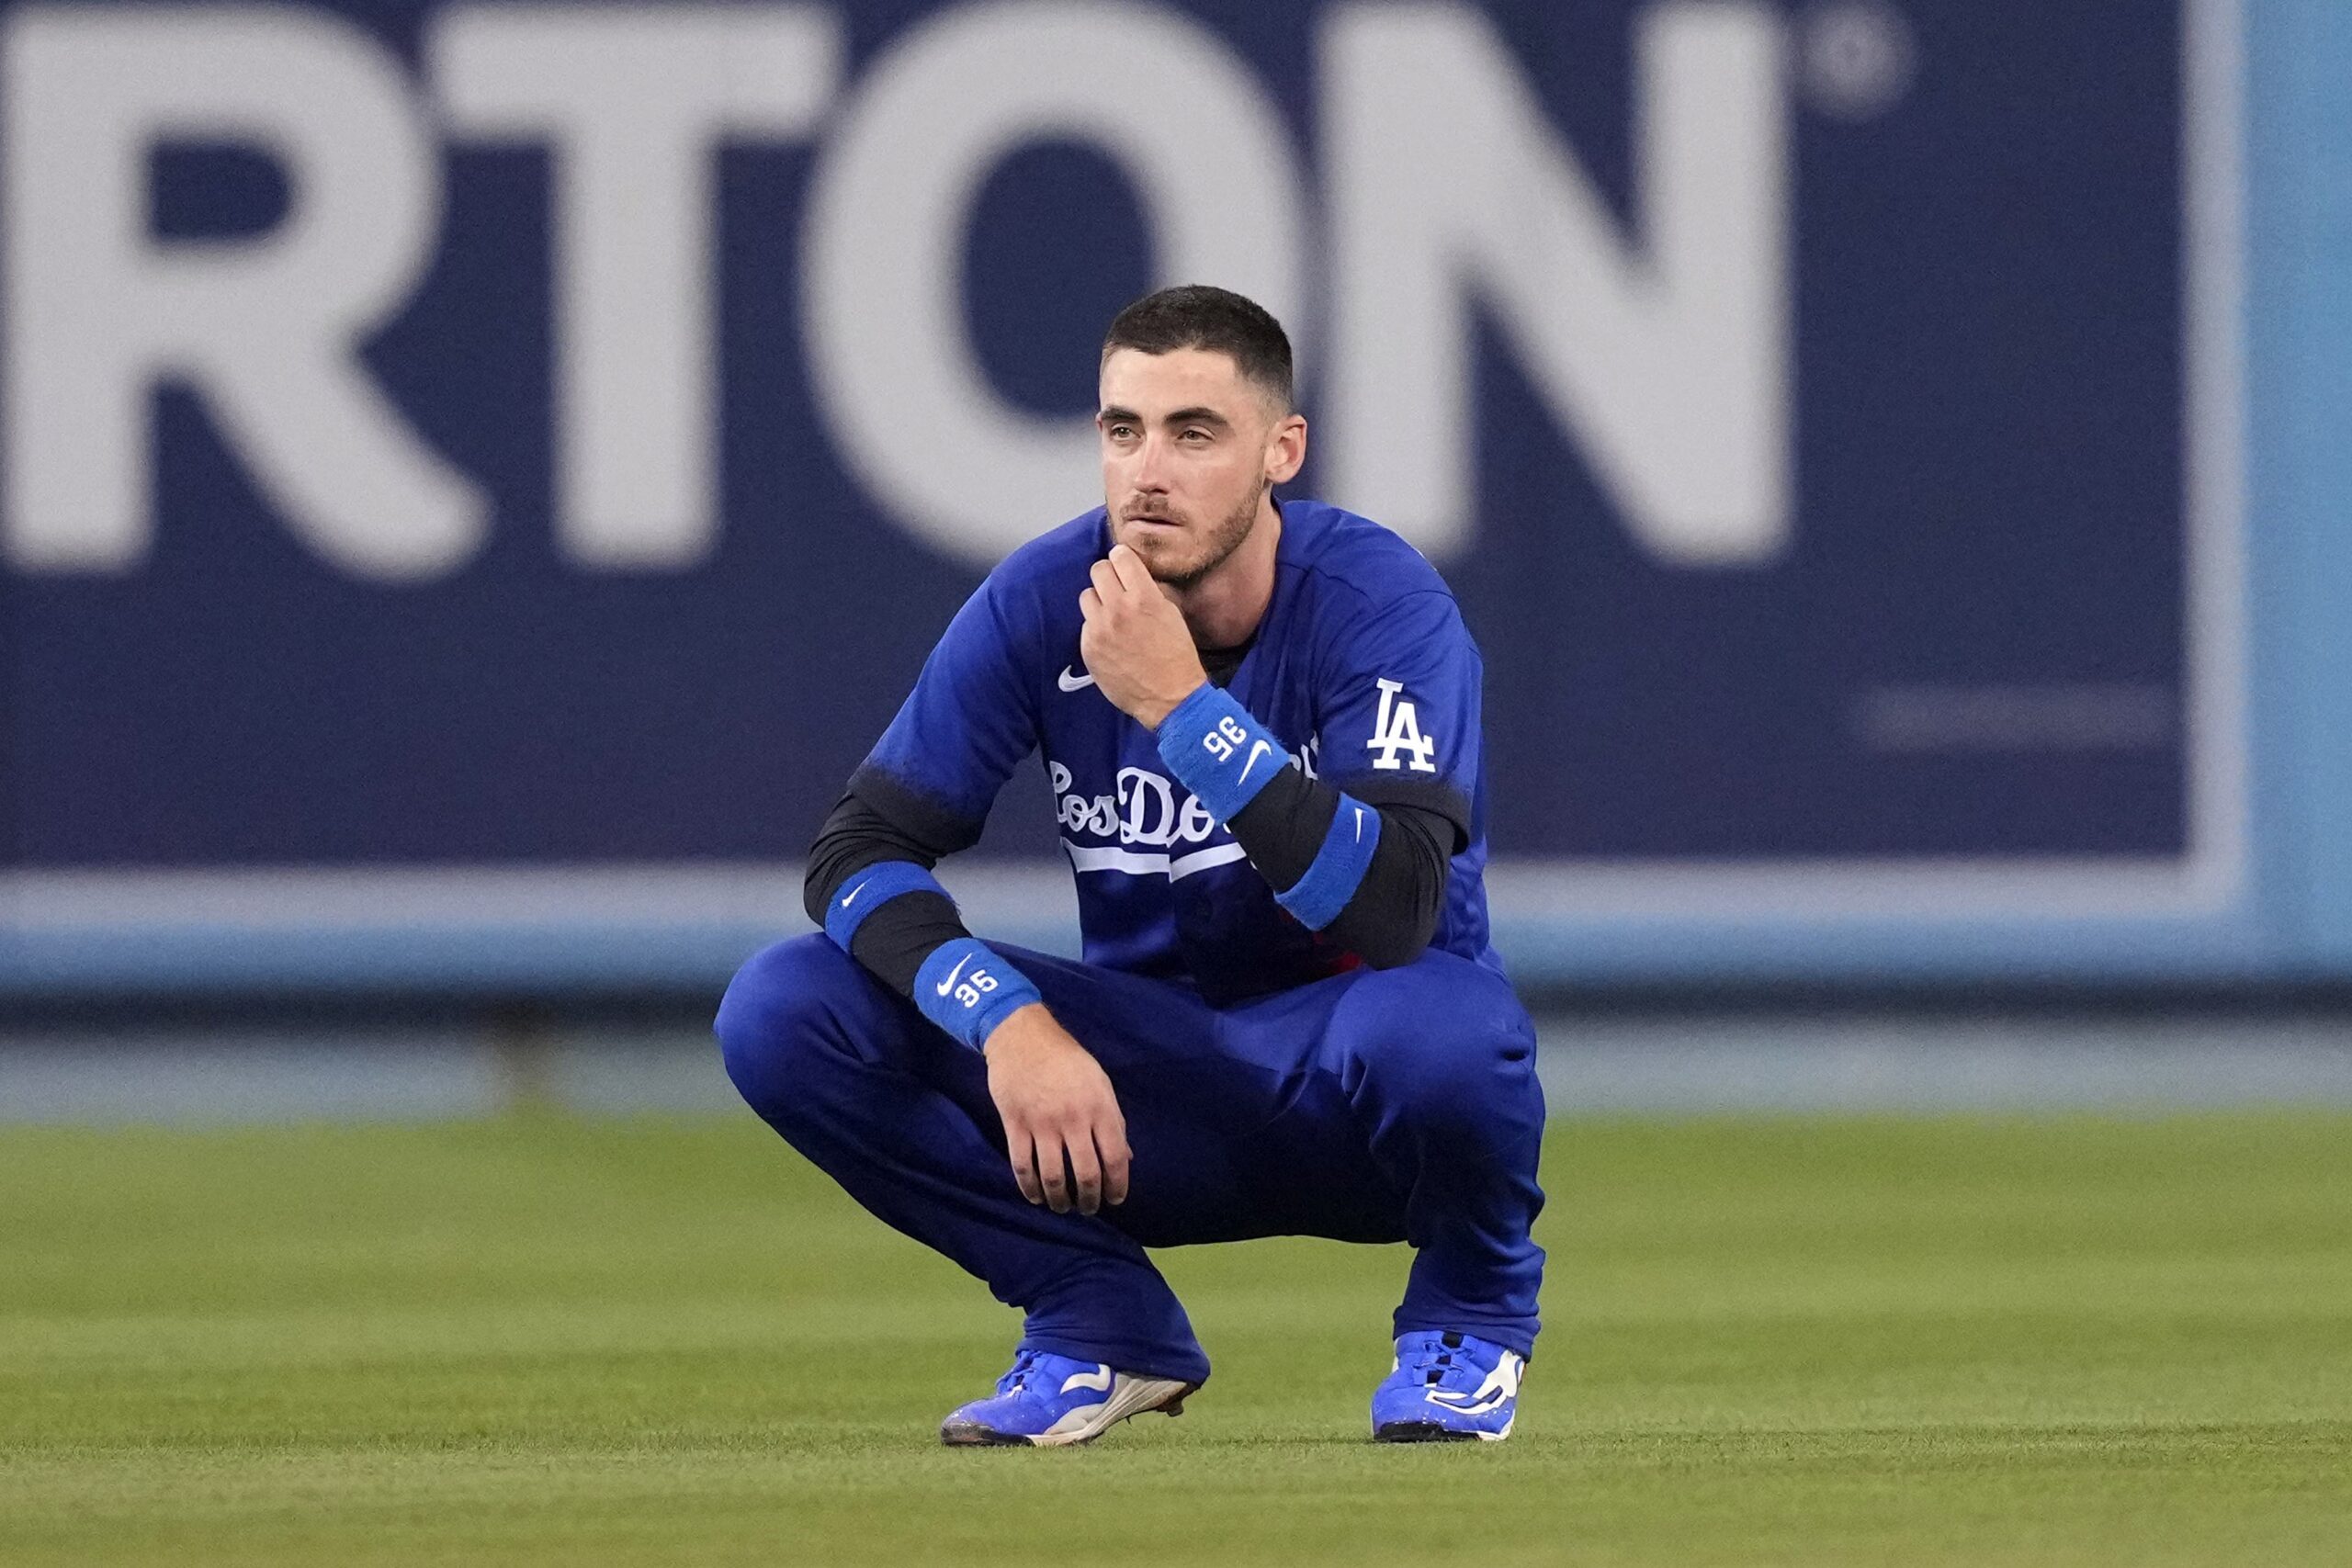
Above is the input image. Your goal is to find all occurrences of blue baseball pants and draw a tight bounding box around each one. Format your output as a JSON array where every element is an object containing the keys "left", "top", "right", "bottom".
[{"left": 715, "top": 933, "right": 1545, "bottom": 1386}]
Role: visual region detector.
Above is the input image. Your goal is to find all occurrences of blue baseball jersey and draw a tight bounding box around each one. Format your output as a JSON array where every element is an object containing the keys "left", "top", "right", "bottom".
[{"left": 862, "top": 499, "right": 1500, "bottom": 1003}]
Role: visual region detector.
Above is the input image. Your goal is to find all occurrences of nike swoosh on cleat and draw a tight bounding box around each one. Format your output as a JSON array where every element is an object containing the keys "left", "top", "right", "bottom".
[
  {"left": 1238, "top": 739, "right": 1272, "bottom": 783},
  {"left": 934, "top": 954, "right": 970, "bottom": 996},
  {"left": 1057, "top": 666, "right": 1096, "bottom": 692},
  {"left": 1425, "top": 1351, "right": 1523, "bottom": 1415},
  {"left": 1426, "top": 1387, "right": 1511, "bottom": 1414}
]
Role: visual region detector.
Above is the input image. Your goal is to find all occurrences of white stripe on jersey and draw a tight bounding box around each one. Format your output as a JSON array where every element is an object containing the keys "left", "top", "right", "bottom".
[{"left": 1060, "top": 840, "right": 1250, "bottom": 881}]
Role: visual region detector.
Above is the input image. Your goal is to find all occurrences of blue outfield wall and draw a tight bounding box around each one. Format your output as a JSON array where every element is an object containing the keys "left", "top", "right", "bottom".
[{"left": 0, "top": 0, "right": 2346, "bottom": 996}]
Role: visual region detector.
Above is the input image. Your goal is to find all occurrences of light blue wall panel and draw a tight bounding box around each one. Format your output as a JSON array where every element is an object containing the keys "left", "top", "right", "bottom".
[{"left": 2250, "top": 0, "right": 2352, "bottom": 970}]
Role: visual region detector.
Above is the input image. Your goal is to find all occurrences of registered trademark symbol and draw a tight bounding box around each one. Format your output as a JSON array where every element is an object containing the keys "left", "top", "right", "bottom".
[{"left": 1797, "top": 0, "right": 1917, "bottom": 120}]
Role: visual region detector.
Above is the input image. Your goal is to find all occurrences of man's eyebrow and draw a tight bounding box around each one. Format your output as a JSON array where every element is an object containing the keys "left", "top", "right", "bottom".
[
  {"left": 1162, "top": 406, "right": 1230, "bottom": 429},
  {"left": 1095, "top": 404, "right": 1235, "bottom": 429}
]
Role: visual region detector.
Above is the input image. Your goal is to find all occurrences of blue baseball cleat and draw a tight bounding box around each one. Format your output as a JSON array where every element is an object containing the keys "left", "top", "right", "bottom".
[
  {"left": 1371, "top": 1329, "right": 1526, "bottom": 1442},
  {"left": 939, "top": 1349, "right": 1199, "bottom": 1448}
]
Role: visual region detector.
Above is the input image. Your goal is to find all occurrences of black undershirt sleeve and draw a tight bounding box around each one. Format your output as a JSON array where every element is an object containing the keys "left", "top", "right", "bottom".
[
  {"left": 1196, "top": 637, "right": 1454, "bottom": 967},
  {"left": 1225, "top": 767, "right": 1455, "bottom": 969},
  {"left": 801, "top": 766, "right": 986, "bottom": 998}
]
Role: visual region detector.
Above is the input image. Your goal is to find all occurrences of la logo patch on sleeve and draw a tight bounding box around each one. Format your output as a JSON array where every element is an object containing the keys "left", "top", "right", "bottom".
[{"left": 1367, "top": 678, "right": 1438, "bottom": 773}]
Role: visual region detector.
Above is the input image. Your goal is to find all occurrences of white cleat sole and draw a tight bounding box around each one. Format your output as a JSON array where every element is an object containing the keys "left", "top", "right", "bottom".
[
  {"left": 940, "top": 1374, "right": 1197, "bottom": 1449},
  {"left": 1027, "top": 1374, "right": 1195, "bottom": 1447}
]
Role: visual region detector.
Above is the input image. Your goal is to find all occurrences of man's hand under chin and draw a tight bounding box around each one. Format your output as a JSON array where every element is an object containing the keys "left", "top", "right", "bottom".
[
  {"left": 1077, "top": 544, "right": 1207, "bottom": 730},
  {"left": 981, "top": 1004, "right": 1131, "bottom": 1215}
]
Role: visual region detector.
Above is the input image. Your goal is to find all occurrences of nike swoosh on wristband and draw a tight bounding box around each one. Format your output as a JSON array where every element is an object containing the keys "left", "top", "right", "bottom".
[
  {"left": 1238, "top": 739, "right": 1272, "bottom": 783},
  {"left": 1057, "top": 666, "right": 1096, "bottom": 692},
  {"left": 934, "top": 953, "right": 970, "bottom": 996},
  {"left": 839, "top": 881, "right": 865, "bottom": 908}
]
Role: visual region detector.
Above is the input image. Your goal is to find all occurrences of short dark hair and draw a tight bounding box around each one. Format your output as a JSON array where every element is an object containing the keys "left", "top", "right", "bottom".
[{"left": 1101, "top": 285, "right": 1294, "bottom": 411}]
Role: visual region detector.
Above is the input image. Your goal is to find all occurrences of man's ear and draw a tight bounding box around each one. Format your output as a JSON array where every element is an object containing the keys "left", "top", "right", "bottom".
[{"left": 1266, "top": 412, "right": 1307, "bottom": 486}]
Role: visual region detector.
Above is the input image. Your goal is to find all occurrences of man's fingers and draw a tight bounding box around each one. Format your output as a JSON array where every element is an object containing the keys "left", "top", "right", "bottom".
[
  {"left": 1067, "top": 1128, "right": 1103, "bottom": 1216},
  {"left": 1007, "top": 1128, "right": 1045, "bottom": 1206},
  {"left": 1078, "top": 586, "right": 1102, "bottom": 621},
  {"left": 1036, "top": 1132, "right": 1072, "bottom": 1213},
  {"left": 1090, "top": 558, "right": 1124, "bottom": 602},
  {"left": 1099, "top": 1124, "right": 1132, "bottom": 1207},
  {"left": 1104, "top": 544, "right": 1149, "bottom": 594}
]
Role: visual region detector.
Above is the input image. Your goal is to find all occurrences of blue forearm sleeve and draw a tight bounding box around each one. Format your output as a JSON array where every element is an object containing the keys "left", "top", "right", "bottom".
[
  {"left": 1275, "top": 793, "right": 1385, "bottom": 931},
  {"left": 822, "top": 860, "right": 951, "bottom": 950},
  {"left": 914, "top": 937, "right": 1044, "bottom": 1050},
  {"left": 1154, "top": 682, "right": 1288, "bottom": 824}
]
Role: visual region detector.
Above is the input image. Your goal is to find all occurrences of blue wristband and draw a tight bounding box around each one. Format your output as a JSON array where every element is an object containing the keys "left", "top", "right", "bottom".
[
  {"left": 1154, "top": 682, "right": 1289, "bottom": 824},
  {"left": 914, "top": 937, "right": 1044, "bottom": 1051},
  {"left": 1275, "top": 793, "right": 1384, "bottom": 931},
  {"left": 823, "top": 860, "right": 951, "bottom": 950}
]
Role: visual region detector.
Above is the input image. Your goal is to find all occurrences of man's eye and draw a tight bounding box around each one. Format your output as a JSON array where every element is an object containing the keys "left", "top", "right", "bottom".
[{"left": 1180, "top": 427, "right": 1211, "bottom": 443}]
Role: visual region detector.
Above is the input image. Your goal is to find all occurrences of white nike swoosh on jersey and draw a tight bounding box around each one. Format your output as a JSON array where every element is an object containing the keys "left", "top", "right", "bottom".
[
  {"left": 1057, "top": 666, "right": 1096, "bottom": 692},
  {"left": 934, "top": 953, "right": 970, "bottom": 996},
  {"left": 1238, "top": 739, "right": 1272, "bottom": 783}
]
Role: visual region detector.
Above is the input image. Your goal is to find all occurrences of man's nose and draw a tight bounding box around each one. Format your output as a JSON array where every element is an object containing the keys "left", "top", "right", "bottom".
[{"left": 1130, "top": 432, "right": 1174, "bottom": 489}]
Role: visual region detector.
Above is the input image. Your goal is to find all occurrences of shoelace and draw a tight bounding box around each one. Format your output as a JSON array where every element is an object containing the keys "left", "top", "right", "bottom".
[
  {"left": 993, "top": 1350, "right": 1046, "bottom": 1398},
  {"left": 1397, "top": 1331, "right": 1484, "bottom": 1391}
]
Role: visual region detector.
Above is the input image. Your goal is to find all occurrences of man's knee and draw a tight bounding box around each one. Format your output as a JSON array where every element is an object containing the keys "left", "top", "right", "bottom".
[
  {"left": 714, "top": 933, "right": 874, "bottom": 1118},
  {"left": 1333, "top": 958, "right": 1540, "bottom": 1132}
]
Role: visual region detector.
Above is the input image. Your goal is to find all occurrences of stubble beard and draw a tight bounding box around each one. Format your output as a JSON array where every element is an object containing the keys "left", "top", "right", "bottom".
[{"left": 1141, "top": 484, "right": 1265, "bottom": 592}]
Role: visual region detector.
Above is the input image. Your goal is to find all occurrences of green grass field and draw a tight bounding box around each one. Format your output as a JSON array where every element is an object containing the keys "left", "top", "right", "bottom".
[{"left": 3, "top": 1108, "right": 2347, "bottom": 1566}]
